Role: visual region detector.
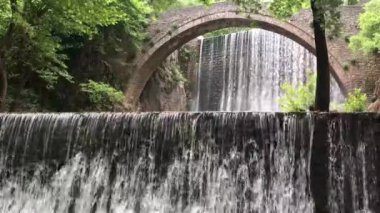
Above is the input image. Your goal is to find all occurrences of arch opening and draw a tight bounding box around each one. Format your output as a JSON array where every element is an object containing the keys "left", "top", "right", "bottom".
[{"left": 125, "top": 9, "right": 349, "bottom": 109}]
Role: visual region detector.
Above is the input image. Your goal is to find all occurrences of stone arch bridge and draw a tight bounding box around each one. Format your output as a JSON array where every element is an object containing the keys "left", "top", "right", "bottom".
[{"left": 123, "top": 2, "right": 379, "bottom": 108}]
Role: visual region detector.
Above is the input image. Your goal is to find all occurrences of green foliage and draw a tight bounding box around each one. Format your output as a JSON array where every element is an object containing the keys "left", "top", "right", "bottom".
[
  {"left": 344, "top": 88, "right": 368, "bottom": 112},
  {"left": 80, "top": 80, "right": 124, "bottom": 111},
  {"left": 0, "top": 0, "right": 217, "bottom": 112},
  {"left": 159, "top": 63, "right": 187, "bottom": 85},
  {"left": 0, "top": 0, "right": 11, "bottom": 35},
  {"left": 279, "top": 72, "right": 316, "bottom": 112},
  {"left": 279, "top": 73, "right": 368, "bottom": 112},
  {"left": 150, "top": 0, "right": 215, "bottom": 12},
  {"left": 6, "top": 87, "right": 41, "bottom": 111},
  {"left": 171, "top": 64, "right": 187, "bottom": 83},
  {"left": 231, "top": 0, "right": 262, "bottom": 13},
  {"left": 269, "top": 0, "right": 309, "bottom": 19},
  {"left": 350, "top": 0, "right": 380, "bottom": 54},
  {"left": 270, "top": 0, "right": 346, "bottom": 37},
  {"left": 0, "top": 0, "right": 152, "bottom": 111}
]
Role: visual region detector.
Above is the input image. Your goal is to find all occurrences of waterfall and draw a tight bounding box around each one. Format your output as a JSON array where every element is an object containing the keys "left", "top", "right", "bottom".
[
  {"left": 0, "top": 113, "right": 379, "bottom": 213},
  {"left": 193, "top": 29, "right": 344, "bottom": 112},
  {"left": 0, "top": 113, "right": 314, "bottom": 213}
]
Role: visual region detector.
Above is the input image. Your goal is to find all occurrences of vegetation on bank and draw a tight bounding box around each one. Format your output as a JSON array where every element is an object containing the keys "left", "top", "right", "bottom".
[
  {"left": 279, "top": 72, "right": 316, "bottom": 112},
  {"left": 279, "top": 73, "right": 369, "bottom": 112},
  {"left": 80, "top": 80, "right": 124, "bottom": 111},
  {"left": 344, "top": 89, "right": 368, "bottom": 112}
]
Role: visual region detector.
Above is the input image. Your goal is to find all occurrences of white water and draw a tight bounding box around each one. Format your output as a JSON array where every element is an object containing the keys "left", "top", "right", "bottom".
[
  {"left": 0, "top": 113, "right": 378, "bottom": 213},
  {"left": 0, "top": 113, "right": 314, "bottom": 213},
  {"left": 193, "top": 29, "right": 345, "bottom": 111}
]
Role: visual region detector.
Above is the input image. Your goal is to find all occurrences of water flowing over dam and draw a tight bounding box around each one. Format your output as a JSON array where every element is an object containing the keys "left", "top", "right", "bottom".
[
  {"left": 194, "top": 29, "right": 344, "bottom": 111},
  {"left": 0, "top": 113, "right": 379, "bottom": 213}
]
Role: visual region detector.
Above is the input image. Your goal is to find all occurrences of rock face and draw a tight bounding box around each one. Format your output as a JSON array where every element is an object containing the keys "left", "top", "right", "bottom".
[
  {"left": 139, "top": 41, "right": 199, "bottom": 111},
  {"left": 139, "top": 71, "right": 188, "bottom": 111},
  {"left": 368, "top": 79, "right": 380, "bottom": 112}
]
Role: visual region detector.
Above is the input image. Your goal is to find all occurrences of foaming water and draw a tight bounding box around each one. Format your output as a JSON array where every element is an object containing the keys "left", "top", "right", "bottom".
[
  {"left": 0, "top": 113, "right": 314, "bottom": 213},
  {"left": 193, "top": 29, "right": 344, "bottom": 111},
  {"left": 0, "top": 113, "right": 379, "bottom": 213}
]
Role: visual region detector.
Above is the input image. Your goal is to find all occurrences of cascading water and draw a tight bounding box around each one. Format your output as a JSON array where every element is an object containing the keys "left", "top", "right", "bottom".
[
  {"left": 326, "top": 115, "right": 380, "bottom": 213},
  {"left": 194, "top": 29, "right": 345, "bottom": 112},
  {"left": 0, "top": 113, "right": 313, "bottom": 213},
  {"left": 0, "top": 113, "right": 379, "bottom": 213}
]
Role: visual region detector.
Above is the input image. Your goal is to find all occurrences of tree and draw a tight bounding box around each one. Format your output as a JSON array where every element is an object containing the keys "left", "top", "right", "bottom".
[
  {"left": 0, "top": 0, "right": 13, "bottom": 111},
  {"left": 0, "top": 56, "right": 6, "bottom": 111},
  {"left": 0, "top": 0, "right": 214, "bottom": 111},
  {"left": 350, "top": 0, "right": 380, "bottom": 54},
  {"left": 310, "top": 0, "right": 330, "bottom": 111},
  {"left": 271, "top": 0, "right": 353, "bottom": 112},
  {"left": 0, "top": 0, "right": 152, "bottom": 111}
]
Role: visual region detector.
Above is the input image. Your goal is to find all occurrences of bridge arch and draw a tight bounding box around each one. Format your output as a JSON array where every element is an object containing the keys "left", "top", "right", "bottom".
[{"left": 124, "top": 4, "right": 350, "bottom": 108}]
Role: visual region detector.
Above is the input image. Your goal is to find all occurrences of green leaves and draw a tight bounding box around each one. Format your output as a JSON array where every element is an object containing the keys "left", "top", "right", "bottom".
[
  {"left": 80, "top": 80, "right": 124, "bottom": 111},
  {"left": 149, "top": 0, "right": 213, "bottom": 12},
  {"left": 28, "top": 0, "right": 147, "bottom": 37},
  {"left": 269, "top": 0, "right": 347, "bottom": 38},
  {"left": 0, "top": 0, "right": 11, "bottom": 35},
  {"left": 269, "top": 0, "right": 308, "bottom": 19},
  {"left": 279, "top": 72, "right": 316, "bottom": 112},
  {"left": 230, "top": 0, "right": 261, "bottom": 13},
  {"left": 350, "top": 0, "right": 380, "bottom": 54},
  {"left": 279, "top": 72, "right": 368, "bottom": 112},
  {"left": 344, "top": 88, "right": 368, "bottom": 112},
  {"left": 0, "top": 0, "right": 153, "bottom": 111},
  {"left": 2, "top": 0, "right": 217, "bottom": 111}
]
